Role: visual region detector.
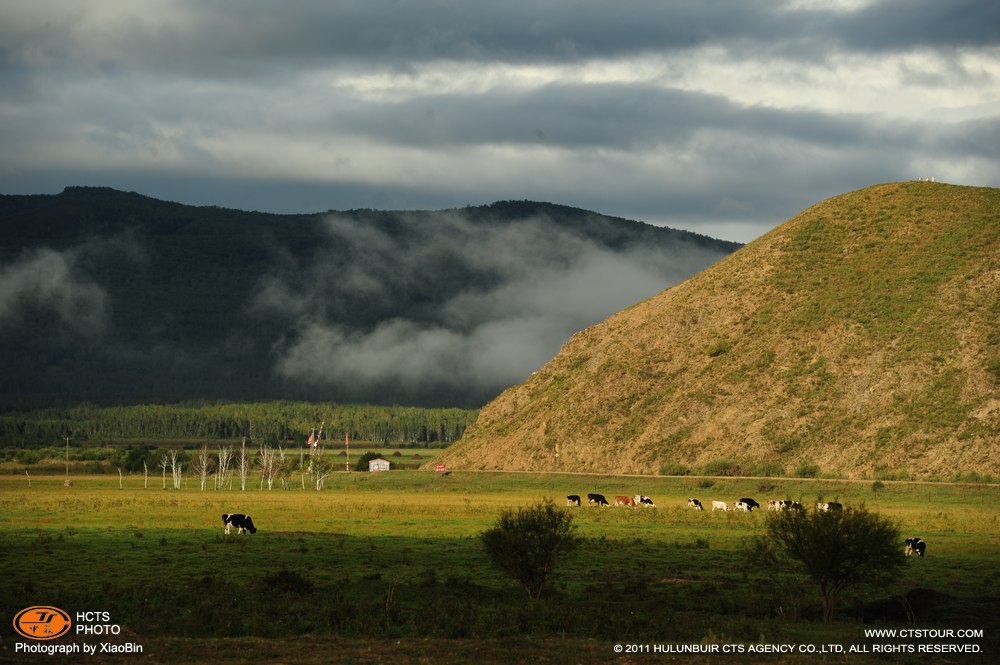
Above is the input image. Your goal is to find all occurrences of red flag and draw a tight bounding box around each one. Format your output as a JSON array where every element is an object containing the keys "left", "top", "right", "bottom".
[
  {"left": 345, "top": 432, "right": 350, "bottom": 446},
  {"left": 307, "top": 430, "right": 315, "bottom": 448}
]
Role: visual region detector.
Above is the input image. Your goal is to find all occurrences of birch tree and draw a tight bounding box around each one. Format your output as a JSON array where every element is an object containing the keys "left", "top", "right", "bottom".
[
  {"left": 258, "top": 444, "right": 275, "bottom": 490},
  {"left": 277, "top": 446, "right": 290, "bottom": 489},
  {"left": 216, "top": 445, "right": 233, "bottom": 490},
  {"left": 236, "top": 438, "right": 252, "bottom": 491},
  {"left": 169, "top": 449, "right": 182, "bottom": 490},
  {"left": 192, "top": 445, "right": 214, "bottom": 491},
  {"left": 309, "top": 445, "right": 331, "bottom": 491},
  {"left": 158, "top": 452, "right": 170, "bottom": 489}
]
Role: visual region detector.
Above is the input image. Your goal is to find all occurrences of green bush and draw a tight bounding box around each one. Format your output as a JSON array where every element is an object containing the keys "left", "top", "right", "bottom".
[
  {"left": 480, "top": 499, "right": 579, "bottom": 601},
  {"left": 354, "top": 451, "right": 385, "bottom": 472},
  {"left": 794, "top": 461, "right": 821, "bottom": 478},
  {"left": 766, "top": 506, "right": 904, "bottom": 622},
  {"left": 750, "top": 462, "right": 786, "bottom": 477},
  {"left": 700, "top": 458, "right": 745, "bottom": 476}
]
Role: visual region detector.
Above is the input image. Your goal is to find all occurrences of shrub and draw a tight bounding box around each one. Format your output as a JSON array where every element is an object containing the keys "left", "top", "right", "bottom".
[
  {"left": 794, "top": 461, "right": 821, "bottom": 478},
  {"left": 765, "top": 506, "right": 904, "bottom": 622},
  {"left": 701, "top": 458, "right": 744, "bottom": 476},
  {"left": 986, "top": 357, "right": 1000, "bottom": 384},
  {"left": 480, "top": 499, "right": 579, "bottom": 601},
  {"left": 705, "top": 340, "right": 732, "bottom": 357},
  {"left": 750, "top": 462, "right": 786, "bottom": 477}
]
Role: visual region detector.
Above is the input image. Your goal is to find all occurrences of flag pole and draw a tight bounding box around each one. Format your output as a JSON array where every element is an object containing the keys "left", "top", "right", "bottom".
[{"left": 345, "top": 431, "right": 351, "bottom": 472}]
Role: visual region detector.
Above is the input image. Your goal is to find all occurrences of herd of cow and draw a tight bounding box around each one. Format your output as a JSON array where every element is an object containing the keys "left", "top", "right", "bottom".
[
  {"left": 565, "top": 493, "right": 656, "bottom": 507},
  {"left": 564, "top": 494, "right": 829, "bottom": 512},
  {"left": 563, "top": 495, "right": 928, "bottom": 556},
  {"left": 221, "top": 497, "right": 928, "bottom": 557}
]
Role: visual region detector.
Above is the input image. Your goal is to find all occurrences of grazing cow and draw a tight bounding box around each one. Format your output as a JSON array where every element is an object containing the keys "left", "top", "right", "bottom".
[
  {"left": 636, "top": 495, "right": 656, "bottom": 507},
  {"left": 739, "top": 498, "right": 760, "bottom": 511},
  {"left": 733, "top": 501, "right": 751, "bottom": 512},
  {"left": 776, "top": 500, "right": 803, "bottom": 511},
  {"left": 767, "top": 500, "right": 782, "bottom": 511},
  {"left": 566, "top": 495, "right": 581, "bottom": 507},
  {"left": 222, "top": 513, "right": 257, "bottom": 535},
  {"left": 816, "top": 502, "right": 843, "bottom": 512},
  {"left": 687, "top": 498, "right": 704, "bottom": 510},
  {"left": 711, "top": 500, "right": 729, "bottom": 511},
  {"left": 587, "top": 493, "right": 609, "bottom": 506},
  {"left": 905, "top": 537, "right": 926, "bottom": 557},
  {"left": 615, "top": 495, "right": 636, "bottom": 507}
]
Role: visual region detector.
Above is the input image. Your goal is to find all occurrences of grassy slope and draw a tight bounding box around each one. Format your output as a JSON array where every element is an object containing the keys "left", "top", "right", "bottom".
[{"left": 436, "top": 183, "right": 1000, "bottom": 479}]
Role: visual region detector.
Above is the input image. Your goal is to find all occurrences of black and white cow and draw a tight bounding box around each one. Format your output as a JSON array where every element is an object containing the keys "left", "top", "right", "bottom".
[
  {"left": 816, "top": 502, "right": 843, "bottom": 512},
  {"left": 687, "top": 498, "right": 704, "bottom": 510},
  {"left": 566, "top": 495, "right": 582, "bottom": 507},
  {"left": 635, "top": 495, "right": 656, "bottom": 507},
  {"left": 733, "top": 501, "right": 752, "bottom": 512},
  {"left": 222, "top": 513, "right": 257, "bottom": 535},
  {"left": 905, "top": 537, "right": 926, "bottom": 557},
  {"left": 587, "top": 493, "right": 609, "bottom": 506},
  {"left": 738, "top": 498, "right": 760, "bottom": 511}
]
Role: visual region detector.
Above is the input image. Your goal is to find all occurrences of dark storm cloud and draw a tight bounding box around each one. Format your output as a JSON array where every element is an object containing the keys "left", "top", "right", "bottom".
[
  {"left": 0, "top": 2, "right": 778, "bottom": 73},
  {"left": 340, "top": 82, "right": 901, "bottom": 151},
  {"left": 1, "top": 0, "right": 998, "bottom": 247},
  {"left": 836, "top": 0, "right": 1000, "bottom": 52},
  {"left": 2, "top": 1, "right": 996, "bottom": 77}
]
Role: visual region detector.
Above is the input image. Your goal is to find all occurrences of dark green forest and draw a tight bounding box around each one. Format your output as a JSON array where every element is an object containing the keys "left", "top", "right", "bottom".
[
  {"left": 0, "top": 187, "right": 740, "bottom": 408},
  {"left": 0, "top": 400, "right": 477, "bottom": 448}
]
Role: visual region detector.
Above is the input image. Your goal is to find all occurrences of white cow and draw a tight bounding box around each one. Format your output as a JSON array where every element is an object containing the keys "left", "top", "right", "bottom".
[
  {"left": 711, "top": 500, "right": 729, "bottom": 511},
  {"left": 634, "top": 495, "right": 656, "bottom": 507}
]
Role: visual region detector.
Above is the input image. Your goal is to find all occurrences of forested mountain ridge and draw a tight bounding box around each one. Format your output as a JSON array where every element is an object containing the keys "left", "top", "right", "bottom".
[
  {"left": 0, "top": 187, "right": 740, "bottom": 409},
  {"left": 433, "top": 183, "right": 1000, "bottom": 480}
]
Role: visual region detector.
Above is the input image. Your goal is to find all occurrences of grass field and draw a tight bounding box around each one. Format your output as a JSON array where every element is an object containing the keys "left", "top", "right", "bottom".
[{"left": 1, "top": 471, "right": 997, "bottom": 664}]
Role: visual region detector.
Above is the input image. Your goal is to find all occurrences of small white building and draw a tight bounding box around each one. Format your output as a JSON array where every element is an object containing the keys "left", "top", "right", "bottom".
[{"left": 368, "top": 458, "right": 390, "bottom": 473}]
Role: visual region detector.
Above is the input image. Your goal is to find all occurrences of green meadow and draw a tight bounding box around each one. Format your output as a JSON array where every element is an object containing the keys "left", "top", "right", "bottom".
[{"left": 1, "top": 472, "right": 997, "bottom": 664}]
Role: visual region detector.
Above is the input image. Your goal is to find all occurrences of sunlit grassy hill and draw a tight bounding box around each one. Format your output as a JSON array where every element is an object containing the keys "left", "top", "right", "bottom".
[{"left": 434, "top": 182, "right": 1000, "bottom": 480}]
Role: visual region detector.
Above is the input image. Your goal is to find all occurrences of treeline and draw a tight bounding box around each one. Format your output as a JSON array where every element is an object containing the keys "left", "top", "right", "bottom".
[{"left": 0, "top": 401, "right": 478, "bottom": 447}]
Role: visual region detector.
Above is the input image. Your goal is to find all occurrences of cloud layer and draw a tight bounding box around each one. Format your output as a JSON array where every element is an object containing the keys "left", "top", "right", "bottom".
[
  {"left": 0, "top": 247, "right": 108, "bottom": 339},
  {"left": 257, "top": 210, "right": 725, "bottom": 405},
  {"left": 2, "top": 1, "right": 998, "bottom": 242}
]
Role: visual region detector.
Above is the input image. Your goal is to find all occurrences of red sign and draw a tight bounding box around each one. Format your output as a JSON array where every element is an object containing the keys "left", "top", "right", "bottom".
[{"left": 435, "top": 464, "right": 447, "bottom": 472}]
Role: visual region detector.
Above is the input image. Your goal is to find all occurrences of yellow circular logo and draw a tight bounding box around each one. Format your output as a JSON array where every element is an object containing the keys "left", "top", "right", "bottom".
[{"left": 13, "top": 606, "right": 72, "bottom": 641}]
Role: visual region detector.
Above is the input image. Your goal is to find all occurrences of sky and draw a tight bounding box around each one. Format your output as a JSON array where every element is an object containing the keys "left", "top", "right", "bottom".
[{"left": 1, "top": 0, "right": 999, "bottom": 243}]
